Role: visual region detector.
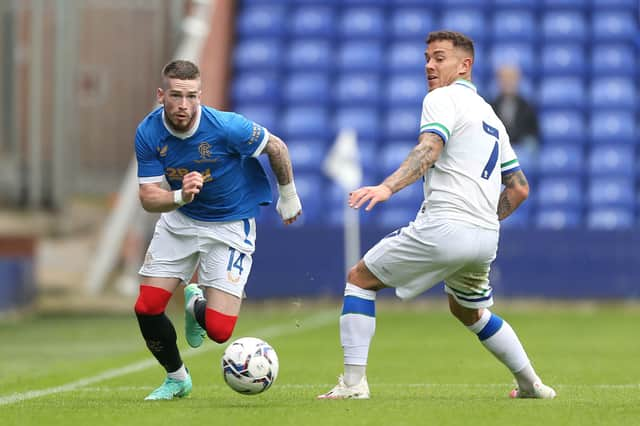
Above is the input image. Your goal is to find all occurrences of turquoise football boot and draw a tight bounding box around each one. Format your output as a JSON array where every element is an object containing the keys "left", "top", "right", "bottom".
[
  {"left": 184, "top": 283, "right": 206, "bottom": 348},
  {"left": 144, "top": 374, "right": 192, "bottom": 401}
]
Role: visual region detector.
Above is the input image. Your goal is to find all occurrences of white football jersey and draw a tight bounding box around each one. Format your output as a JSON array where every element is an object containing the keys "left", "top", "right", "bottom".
[{"left": 419, "top": 79, "right": 520, "bottom": 230}]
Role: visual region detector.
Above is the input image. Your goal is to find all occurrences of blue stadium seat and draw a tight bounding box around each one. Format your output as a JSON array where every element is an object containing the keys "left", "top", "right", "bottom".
[
  {"left": 592, "top": 0, "right": 638, "bottom": 8},
  {"left": 589, "top": 111, "right": 637, "bottom": 144},
  {"left": 234, "top": 39, "right": 281, "bottom": 70},
  {"left": 285, "top": 39, "right": 332, "bottom": 70},
  {"left": 538, "top": 77, "right": 586, "bottom": 108},
  {"left": 541, "top": 0, "right": 588, "bottom": 8},
  {"left": 283, "top": 72, "right": 330, "bottom": 104},
  {"left": 236, "top": 5, "right": 286, "bottom": 37},
  {"left": 542, "top": 11, "right": 587, "bottom": 42},
  {"left": 539, "top": 110, "right": 587, "bottom": 144},
  {"left": 384, "top": 108, "right": 420, "bottom": 140},
  {"left": 234, "top": 105, "right": 278, "bottom": 132},
  {"left": 337, "top": 41, "right": 384, "bottom": 71},
  {"left": 591, "top": 44, "right": 637, "bottom": 77},
  {"left": 289, "top": 6, "right": 335, "bottom": 37},
  {"left": 536, "top": 177, "right": 583, "bottom": 206},
  {"left": 386, "top": 74, "right": 426, "bottom": 106},
  {"left": 535, "top": 208, "right": 582, "bottom": 229},
  {"left": 388, "top": 42, "right": 426, "bottom": 72},
  {"left": 285, "top": 139, "right": 327, "bottom": 173},
  {"left": 491, "top": 10, "right": 536, "bottom": 42},
  {"left": 587, "top": 207, "right": 635, "bottom": 230},
  {"left": 231, "top": 73, "right": 279, "bottom": 105},
  {"left": 537, "top": 145, "right": 584, "bottom": 176},
  {"left": 493, "top": 0, "right": 538, "bottom": 7},
  {"left": 333, "top": 107, "right": 380, "bottom": 141},
  {"left": 541, "top": 44, "right": 586, "bottom": 76},
  {"left": 587, "top": 145, "right": 635, "bottom": 176},
  {"left": 390, "top": 8, "right": 434, "bottom": 39},
  {"left": 339, "top": 7, "right": 386, "bottom": 39},
  {"left": 379, "top": 142, "right": 416, "bottom": 176},
  {"left": 440, "top": 10, "right": 487, "bottom": 43},
  {"left": 335, "top": 73, "right": 380, "bottom": 106},
  {"left": 281, "top": 106, "right": 330, "bottom": 139},
  {"left": 588, "top": 177, "right": 635, "bottom": 207},
  {"left": 589, "top": 78, "right": 637, "bottom": 110},
  {"left": 490, "top": 43, "right": 535, "bottom": 75},
  {"left": 592, "top": 11, "right": 638, "bottom": 41}
]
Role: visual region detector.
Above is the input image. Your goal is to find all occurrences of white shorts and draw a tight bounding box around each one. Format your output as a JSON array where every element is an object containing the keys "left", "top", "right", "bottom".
[
  {"left": 363, "top": 214, "right": 499, "bottom": 308},
  {"left": 139, "top": 210, "right": 256, "bottom": 298}
]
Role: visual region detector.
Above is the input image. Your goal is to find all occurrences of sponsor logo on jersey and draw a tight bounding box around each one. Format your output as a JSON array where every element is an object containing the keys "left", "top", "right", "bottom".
[{"left": 248, "top": 123, "right": 262, "bottom": 145}]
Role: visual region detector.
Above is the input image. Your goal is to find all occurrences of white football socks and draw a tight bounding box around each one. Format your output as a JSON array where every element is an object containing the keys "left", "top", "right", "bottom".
[
  {"left": 167, "top": 364, "right": 188, "bottom": 381},
  {"left": 467, "top": 309, "right": 540, "bottom": 391},
  {"left": 341, "top": 283, "right": 376, "bottom": 386}
]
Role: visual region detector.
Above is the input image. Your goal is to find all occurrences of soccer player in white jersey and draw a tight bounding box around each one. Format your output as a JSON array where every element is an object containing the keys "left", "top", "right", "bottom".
[
  {"left": 133, "top": 60, "right": 301, "bottom": 400},
  {"left": 318, "top": 31, "right": 555, "bottom": 400}
]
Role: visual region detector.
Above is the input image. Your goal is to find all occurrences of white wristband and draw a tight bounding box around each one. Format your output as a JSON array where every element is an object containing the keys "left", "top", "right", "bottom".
[
  {"left": 173, "top": 189, "right": 186, "bottom": 206},
  {"left": 277, "top": 181, "right": 297, "bottom": 199}
]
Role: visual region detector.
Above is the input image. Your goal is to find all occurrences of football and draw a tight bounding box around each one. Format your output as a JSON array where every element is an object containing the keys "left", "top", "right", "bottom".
[{"left": 221, "top": 337, "right": 279, "bottom": 395}]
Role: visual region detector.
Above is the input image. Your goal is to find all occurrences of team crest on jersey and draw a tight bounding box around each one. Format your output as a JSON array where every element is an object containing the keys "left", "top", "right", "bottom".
[
  {"left": 157, "top": 144, "right": 168, "bottom": 157},
  {"left": 198, "top": 142, "right": 212, "bottom": 159},
  {"left": 247, "top": 123, "right": 262, "bottom": 145}
]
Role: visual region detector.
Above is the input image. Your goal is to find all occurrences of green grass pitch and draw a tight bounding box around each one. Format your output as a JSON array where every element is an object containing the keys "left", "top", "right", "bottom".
[{"left": 1, "top": 301, "right": 638, "bottom": 426}]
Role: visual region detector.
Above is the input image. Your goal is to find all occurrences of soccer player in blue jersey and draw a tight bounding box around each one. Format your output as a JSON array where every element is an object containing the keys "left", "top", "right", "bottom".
[{"left": 133, "top": 60, "right": 301, "bottom": 400}]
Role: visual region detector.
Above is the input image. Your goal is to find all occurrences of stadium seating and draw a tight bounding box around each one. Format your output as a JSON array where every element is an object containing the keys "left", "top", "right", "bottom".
[
  {"left": 587, "top": 207, "right": 635, "bottom": 230},
  {"left": 539, "top": 110, "right": 587, "bottom": 144},
  {"left": 587, "top": 145, "right": 635, "bottom": 177},
  {"left": 589, "top": 78, "right": 637, "bottom": 110},
  {"left": 491, "top": 10, "right": 536, "bottom": 42},
  {"left": 541, "top": 11, "right": 587, "bottom": 42},
  {"left": 233, "top": 0, "right": 640, "bottom": 230}
]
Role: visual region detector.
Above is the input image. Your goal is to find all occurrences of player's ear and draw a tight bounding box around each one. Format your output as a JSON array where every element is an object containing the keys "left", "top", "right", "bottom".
[
  {"left": 157, "top": 87, "right": 164, "bottom": 104},
  {"left": 459, "top": 56, "right": 472, "bottom": 75}
]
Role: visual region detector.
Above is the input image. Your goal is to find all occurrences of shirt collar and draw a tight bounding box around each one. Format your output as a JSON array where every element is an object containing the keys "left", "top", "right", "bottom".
[
  {"left": 162, "top": 105, "right": 202, "bottom": 140},
  {"left": 454, "top": 78, "right": 477, "bottom": 92}
]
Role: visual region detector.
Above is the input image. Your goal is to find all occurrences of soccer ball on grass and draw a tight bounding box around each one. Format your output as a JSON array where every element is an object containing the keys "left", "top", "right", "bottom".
[{"left": 221, "top": 337, "right": 279, "bottom": 395}]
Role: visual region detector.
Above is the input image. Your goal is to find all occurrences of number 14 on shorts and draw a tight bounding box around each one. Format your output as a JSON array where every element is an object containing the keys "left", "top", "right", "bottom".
[{"left": 226, "top": 247, "right": 245, "bottom": 283}]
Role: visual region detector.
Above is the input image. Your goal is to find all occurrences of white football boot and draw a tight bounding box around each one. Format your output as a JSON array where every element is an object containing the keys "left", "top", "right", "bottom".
[
  {"left": 510, "top": 381, "right": 557, "bottom": 399},
  {"left": 317, "top": 375, "right": 370, "bottom": 400}
]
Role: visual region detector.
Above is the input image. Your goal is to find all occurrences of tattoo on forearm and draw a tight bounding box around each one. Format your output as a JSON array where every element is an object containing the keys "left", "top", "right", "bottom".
[
  {"left": 266, "top": 138, "right": 293, "bottom": 185},
  {"left": 383, "top": 134, "right": 441, "bottom": 193},
  {"left": 498, "top": 170, "right": 528, "bottom": 220},
  {"left": 497, "top": 191, "right": 513, "bottom": 220}
]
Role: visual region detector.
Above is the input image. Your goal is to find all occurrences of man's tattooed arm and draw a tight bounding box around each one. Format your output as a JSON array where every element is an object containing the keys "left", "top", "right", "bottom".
[
  {"left": 497, "top": 169, "right": 529, "bottom": 220},
  {"left": 262, "top": 134, "right": 294, "bottom": 185},
  {"left": 381, "top": 132, "right": 444, "bottom": 194}
]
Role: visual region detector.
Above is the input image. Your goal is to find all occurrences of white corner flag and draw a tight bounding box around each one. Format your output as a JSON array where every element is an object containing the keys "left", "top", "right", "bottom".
[{"left": 323, "top": 128, "right": 363, "bottom": 274}]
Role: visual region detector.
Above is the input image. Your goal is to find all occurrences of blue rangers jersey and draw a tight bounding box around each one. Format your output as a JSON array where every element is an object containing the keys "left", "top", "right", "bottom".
[{"left": 135, "top": 105, "right": 272, "bottom": 221}]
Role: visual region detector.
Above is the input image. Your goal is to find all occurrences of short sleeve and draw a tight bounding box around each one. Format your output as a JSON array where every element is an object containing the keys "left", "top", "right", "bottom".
[
  {"left": 225, "top": 112, "right": 270, "bottom": 158},
  {"left": 135, "top": 127, "right": 164, "bottom": 183},
  {"left": 419, "top": 88, "right": 456, "bottom": 144},
  {"left": 499, "top": 132, "right": 522, "bottom": 176}
]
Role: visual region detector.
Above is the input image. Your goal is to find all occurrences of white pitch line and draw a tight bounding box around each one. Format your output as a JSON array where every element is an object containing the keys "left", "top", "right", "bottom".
[
  {"left": 0, "top": 310, "right": 336, "bottom": 406},
  {"left": 75, "top": 383, "right": 640, "bottom": 392}
]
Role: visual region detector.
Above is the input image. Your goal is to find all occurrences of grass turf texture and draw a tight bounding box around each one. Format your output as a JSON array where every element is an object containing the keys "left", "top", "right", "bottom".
[{"left": 0, "top": 301, "right": 638, "bottom": 426}]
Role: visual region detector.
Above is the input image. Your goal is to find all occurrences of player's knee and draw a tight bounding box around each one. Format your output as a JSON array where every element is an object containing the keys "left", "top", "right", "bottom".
[
  {"left": 205, "top": 308, "right": 238, "bottom": 343},
  {"left": 134, "top": 285, "right": 172, "bottom": 316}
]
